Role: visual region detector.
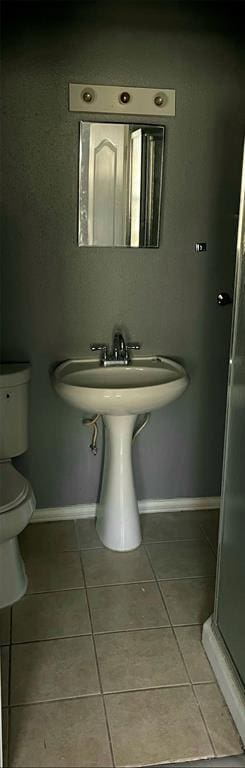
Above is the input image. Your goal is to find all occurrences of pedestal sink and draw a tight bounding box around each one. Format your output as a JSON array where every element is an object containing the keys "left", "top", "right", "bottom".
[{"left": 52, "top": 357, "right": 188, "bottom": 551}]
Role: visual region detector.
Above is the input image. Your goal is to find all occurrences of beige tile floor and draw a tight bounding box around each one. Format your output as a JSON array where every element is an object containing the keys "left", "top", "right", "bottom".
[{"left": 0, "top": 509, "right": 243, "bottom": 767}]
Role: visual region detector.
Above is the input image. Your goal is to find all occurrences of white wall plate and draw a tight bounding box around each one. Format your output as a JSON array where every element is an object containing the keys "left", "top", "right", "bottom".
[{"left": 69, "top": 83, "right": 175, "bottom": 117}]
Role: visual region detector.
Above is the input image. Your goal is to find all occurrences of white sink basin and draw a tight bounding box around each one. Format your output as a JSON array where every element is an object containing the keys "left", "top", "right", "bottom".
[{"left": 52, "top": 356, "right": 188, "bottom": 416}]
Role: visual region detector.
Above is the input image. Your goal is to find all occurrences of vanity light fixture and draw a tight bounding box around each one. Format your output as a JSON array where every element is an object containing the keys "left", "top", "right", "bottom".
[{"left": 69, "top": 83, "right": 175, "bottom": 116}]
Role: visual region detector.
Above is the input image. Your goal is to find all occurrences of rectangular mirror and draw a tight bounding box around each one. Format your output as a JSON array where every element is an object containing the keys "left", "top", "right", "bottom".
[{"left": 78, "top": 121, "right": 165, "bottom": 248}]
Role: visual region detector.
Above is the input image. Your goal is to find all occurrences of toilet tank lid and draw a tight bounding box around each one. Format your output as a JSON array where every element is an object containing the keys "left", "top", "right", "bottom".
[{"left": 0, "top": 364, "right": 31, "bottom": 387}]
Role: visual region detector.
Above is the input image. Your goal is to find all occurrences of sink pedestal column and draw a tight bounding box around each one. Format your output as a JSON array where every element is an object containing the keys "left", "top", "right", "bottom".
[{"left": 96, "top": 414, "right": 141, "bottom": 551}]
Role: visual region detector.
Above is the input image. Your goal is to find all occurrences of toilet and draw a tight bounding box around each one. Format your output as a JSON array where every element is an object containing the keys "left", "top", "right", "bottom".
[{"left": 0, "top": 364, "right": 36, "bottom": 609}]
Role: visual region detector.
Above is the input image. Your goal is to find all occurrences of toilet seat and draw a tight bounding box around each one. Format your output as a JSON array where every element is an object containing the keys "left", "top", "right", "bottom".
[{"left": 0, "top": 462, "right": 29, "bottom": 514}]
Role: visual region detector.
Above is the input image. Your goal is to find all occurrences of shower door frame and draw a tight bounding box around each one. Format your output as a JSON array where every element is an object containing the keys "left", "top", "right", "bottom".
[
  {"left": 214, "top": 136, "right": 245, "bottom": 676},
  {"left": 202, "top": 139, "right": 245, "bottom": 745}
]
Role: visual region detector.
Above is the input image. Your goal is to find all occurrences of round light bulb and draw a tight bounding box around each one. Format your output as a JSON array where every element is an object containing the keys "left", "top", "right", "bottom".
[
  {"left": 154, "top": 92, "right": 167, "bottom": 107},
  {"left": 119, "top": 91, "right": 130, "bottom": 104},
  {"left": 81, "top": 90, "right": 94, "bottom": 104}
]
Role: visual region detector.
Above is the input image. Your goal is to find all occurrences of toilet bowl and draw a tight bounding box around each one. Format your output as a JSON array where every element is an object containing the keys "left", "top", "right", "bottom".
[
  {"left": 0, "top": 364, "right": 36, "bottom": 609},
  {"left": 0, "top": 461, "right": 35, "bottom": 608}
]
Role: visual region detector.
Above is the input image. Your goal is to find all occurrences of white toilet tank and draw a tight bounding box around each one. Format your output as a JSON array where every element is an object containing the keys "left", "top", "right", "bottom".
[{"left": 0, "top": 364, "right": 31, "bottom": 459}]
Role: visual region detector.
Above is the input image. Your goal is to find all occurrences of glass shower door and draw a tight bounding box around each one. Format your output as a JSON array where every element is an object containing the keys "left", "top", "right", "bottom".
[{"left": 215, "top": 141, "right": 245, "bottom": 687}]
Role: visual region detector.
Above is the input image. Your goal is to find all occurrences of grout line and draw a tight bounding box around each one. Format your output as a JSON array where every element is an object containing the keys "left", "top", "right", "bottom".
[
  {"left": 8, "top": 693, "right": 103, "bottom": 711},
  {"left": 143, "top": 535, "right": 207, "bottom": 544},
  {"left": 7, "top": 623, "right": 218, "bottom": 647},
  {"left": 145, "top": 535, "right": 215, "bottom": 546},
  {"left": 199, "top": 522, "right": 219, "bottom": 557},
  {"left": 190, "top": 681, "right": 217, "bottom": 687},
  {"left": 10, "top": 621, "right": 210, "bottom": 644},
  {"left": 8, "top": 683, "right": 222, "bottom": 711},
  {"left": 156, "top": 575, "right": 216, "bottom": 582},
  {"left": 95, "top": 682, "right": 192, "bottom": 697},
  {"left": 18, "top": 575, "right": 216, "bottom": 600},
  {"left": 196, "top": 520, "right": 219, "bottom": 559},
  {"left": 169, "top": 577, "right": 218, "bottom": 756},
  {"left": 11, "top": 631, "right": 93, "bottom": 646},
  {"left": 74, "top": 520, "right": 115, "bottom": 768},
  {"left": 12, "top": 623, "right": 209, "bottom": 646},
  {"left": 9, "top": 691, "right": 101, "bottom": 709},
  {"left": 78, "top": 546, "right": 103, "bottom": 551},
  {"left": 143, "top": 544, "right": 174, "bottom": 628},
  {"left": 143, "top": 543, "right": 216, "bottom": 758},
  {"left": 12, "top": 586, "right": 86, "bottom": 598},
  {"left": 92, "top": 622, "right": 199, "bottom": 634},
  {"left": 26, "top": 586, "right": 86, "bottom": 596},
  {"left": 154, "top": 574, "right": 216, "bottom": 582},
  {"left": 8, "top": 682, "right": 195, "bottom": 710},
  {"left": 84, "top": 575, "right": 216, "bottom": 588},
  {"left": 83, "top": 578, "right": 156, "bottom": 588},
  {"left": 201, "top": 532, "right": 218, "bottom": 561},
  {"left": 84, "top": 594, "right": 116, "bottom": 766},
  {"left": 92, "top": 623, "right": 170, "bottom": 634},
  {"left": 191, "top": 685, "right": 218, "bottom": 757}
]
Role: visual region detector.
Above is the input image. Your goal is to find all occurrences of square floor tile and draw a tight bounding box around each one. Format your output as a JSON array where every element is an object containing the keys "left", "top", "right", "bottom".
[
  {"left": 76, "top": 519, "right": 103, "bottom": 550},
  {"left": 95, "top": 627, "right": 188, "bottom": 692},
  {"left": 88, "top": 582, "right": 169, "bottom": 633},
  {"left": 25, "top": 551, "right": 84, "bottom": 593},
  {"left": 1, "top": 645, "right": 10, "bottom": 706},
  {"left": 146, "top": 539, "right": 216, "bottom": 579},
  {"left": 12, "top": 589, "right": 91, "bottom": 643},
  {"left": 20, "top": 521, "right": 77, "bottom": 556},
  {"left": 11, "top": 635, "right": 100, "bottom": 705},
  {"left": 82, "top": 545, "right": 154, "bottom": 587},
  {"left": 194, "top": 683, "right": 243, "bottom": 757},
  {"left": 141, "top": 510, "right": 204, "bottom": 542},
  {"left": 105, "top": 686, "right": 214, "bottom": 766},
  {"left": 9, "top": 696, "right": 112, "bottom": 767},
  {"left": 175, "top": 625, "right": 215, "bottom": 682},
  {"left": 160, "top": 577, "right": 215, "bottom": 625},
  {"left": 0, "top": 606, "right": 11, "bottom": 645}
]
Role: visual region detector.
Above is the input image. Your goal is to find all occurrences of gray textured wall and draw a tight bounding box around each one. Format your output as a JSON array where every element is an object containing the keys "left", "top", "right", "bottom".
[{"left": 1, "top": 1, "right": 245, "bottom": 507}]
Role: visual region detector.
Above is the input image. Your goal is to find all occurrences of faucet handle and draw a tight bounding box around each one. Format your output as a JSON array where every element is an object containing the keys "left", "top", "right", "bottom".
[
  {"left": 125, "top": 342, "right": 141, "bottom": 363},
  {"left": 90, "top": 344, "right": 108, "bottom": 362},
  {"left": 126, "top": 342, "right": 141, "bottom": 350},
  {"left": 90, "top": 343, "right": 107, "bottom": 351}
]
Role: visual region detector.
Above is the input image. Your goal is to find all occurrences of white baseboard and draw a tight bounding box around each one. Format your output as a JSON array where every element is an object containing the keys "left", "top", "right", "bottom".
[
  {"left": 32, "top": 496, "right": 220, "bottom": 523},
  {"left": 202, "top": 616, "right": 245, "bottom": 745}
]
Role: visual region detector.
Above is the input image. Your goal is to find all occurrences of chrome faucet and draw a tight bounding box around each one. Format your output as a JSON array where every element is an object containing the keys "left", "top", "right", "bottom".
[
  {"left": 90, "top": 330, "right": 140, "bottom": 366},
  {"left": 112, "top": 331, "right": 127, "bottom": 361}
]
